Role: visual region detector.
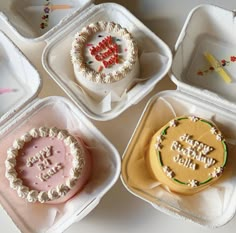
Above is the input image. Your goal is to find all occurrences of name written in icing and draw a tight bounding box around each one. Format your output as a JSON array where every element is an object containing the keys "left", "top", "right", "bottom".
[{"left": 171, "top": 134, "right": 216, "bottom": 169}]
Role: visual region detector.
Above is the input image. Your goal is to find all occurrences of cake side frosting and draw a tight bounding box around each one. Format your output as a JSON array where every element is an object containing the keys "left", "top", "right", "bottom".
[
  {"left": 146, "top": 116, "right": 227, "bottom": 195},
  {"left": 70, "top": 21, "right": 139, "bottom": 85},
  {"left": 5, "top": 127, "right": 89, "bottom": 203}
]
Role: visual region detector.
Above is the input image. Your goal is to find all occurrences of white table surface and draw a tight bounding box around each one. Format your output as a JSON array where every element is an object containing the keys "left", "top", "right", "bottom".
[{"left": 1, "top": 0, "right": 236, "bottom": 232}]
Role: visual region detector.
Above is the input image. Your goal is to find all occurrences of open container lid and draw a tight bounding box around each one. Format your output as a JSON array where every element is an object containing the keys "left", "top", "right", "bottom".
[
  {"left": 170, "top": 4, "right": 236, "bottom": 112},
  {"left": 0, "top": 0, "right": 94, "bottom": 42},
  {"left": 0, "top": 31, "right": 41, "bottom": 127}
]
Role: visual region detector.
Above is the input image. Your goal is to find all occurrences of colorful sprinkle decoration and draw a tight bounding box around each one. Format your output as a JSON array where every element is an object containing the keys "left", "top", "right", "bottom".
[{"left": 98, "top": 65, "right": 103, "bottom": 72}]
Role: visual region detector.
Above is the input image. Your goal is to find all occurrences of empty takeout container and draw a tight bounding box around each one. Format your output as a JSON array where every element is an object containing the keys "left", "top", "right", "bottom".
[
  {"left": 0, "top": 31, "right": 41, "bottom": 126},
  {"left": 121, "top": 4, "right": 236, "bottom": 228},
  {"left": 0, "top": 31, "right": 120, "bottom": 233},
  {"left": 1, "top": 0, "right": 172, "bottom": 121},
  {"left": 0, "top": 0, "right": 93, "bottom": 41}
]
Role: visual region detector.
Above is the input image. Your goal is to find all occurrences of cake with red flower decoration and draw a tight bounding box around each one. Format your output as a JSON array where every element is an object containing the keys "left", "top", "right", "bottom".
[
  {"left": 5, "top": 127, "right": 92, "bottom": 204},
  {"left": 70, "top": 21, "right": 139, "bottom": 99},
  {"left": 146, "top": 116, "right": 228, "bottom": 195}
]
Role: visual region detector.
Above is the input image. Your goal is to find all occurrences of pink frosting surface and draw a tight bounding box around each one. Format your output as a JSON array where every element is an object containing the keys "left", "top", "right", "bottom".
[{"left": 15, "top": 137, "right": 74, "bottom": 191}]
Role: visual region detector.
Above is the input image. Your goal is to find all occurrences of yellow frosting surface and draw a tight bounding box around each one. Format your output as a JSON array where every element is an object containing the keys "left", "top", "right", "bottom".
[{"left": 146, "top": 116, "right": 227, "bottom": 195}]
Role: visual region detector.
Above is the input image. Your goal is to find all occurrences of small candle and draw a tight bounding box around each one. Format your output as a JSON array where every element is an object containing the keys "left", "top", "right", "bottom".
[
  {"left": 0, "top": 88, "right": 16, "bottom": 95},
  {"left": 204, "top": 52, "right": 232, "bottom": 84}
]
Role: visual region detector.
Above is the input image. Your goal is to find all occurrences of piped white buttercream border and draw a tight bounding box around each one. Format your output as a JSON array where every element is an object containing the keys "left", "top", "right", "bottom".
[
  {"left": 70, "top": 21, "right": 138, "bottom": 84},
  {"left": 5, "top": 127, "right": 86, "bottom": 203}
]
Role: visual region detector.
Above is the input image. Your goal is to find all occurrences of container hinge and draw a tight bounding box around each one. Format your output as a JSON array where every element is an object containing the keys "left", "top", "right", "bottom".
[{"left": 233, "top": 9, "right": 236, "bottom": 22}]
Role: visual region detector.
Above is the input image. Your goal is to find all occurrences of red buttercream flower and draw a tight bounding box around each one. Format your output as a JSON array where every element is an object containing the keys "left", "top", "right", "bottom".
[
  {"left": 230, "top": 56, "right": 236, "bottom": 62},
  {"left": 221, "top": 59, "right": 226, "bottom": 66},
  {"left": 197, "top": 71, "right": 203, "bottom": 76},
  {"left": 40, "top": 23, "right": 45, "bottom": 29}
]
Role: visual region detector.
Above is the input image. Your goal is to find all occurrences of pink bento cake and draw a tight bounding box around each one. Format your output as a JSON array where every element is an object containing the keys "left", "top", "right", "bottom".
[{"left": 5, "top": 127, "right": 92, "bottom": 204}]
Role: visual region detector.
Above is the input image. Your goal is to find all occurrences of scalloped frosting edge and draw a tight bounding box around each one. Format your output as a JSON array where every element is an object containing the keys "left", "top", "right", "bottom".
[
  {"left": 154, "top": 116, "right": 228, "bottom": 188},
  {"left": 70, "top": 21, "right": 139, "bottom": 84},
  {"left": 5, "top": 126, "right": 86, "bottom": 203}
]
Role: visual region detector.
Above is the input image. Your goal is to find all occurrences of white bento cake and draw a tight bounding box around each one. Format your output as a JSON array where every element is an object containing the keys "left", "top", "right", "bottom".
[{"left": 70, "top": 21, "right": 139, "bottom": 100}]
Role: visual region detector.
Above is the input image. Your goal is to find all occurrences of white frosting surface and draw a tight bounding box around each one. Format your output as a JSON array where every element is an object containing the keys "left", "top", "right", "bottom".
[
  {"left": 84, "top": 32, "right": 128, "bottom": 75},
  {"left": 71, "top": 21, "right": 140, "bottom": 99}
]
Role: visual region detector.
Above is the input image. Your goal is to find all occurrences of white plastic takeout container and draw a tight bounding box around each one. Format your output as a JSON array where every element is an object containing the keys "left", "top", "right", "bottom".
[
  {"left": 121, "top": 4, "right": 236, "bottom": 228},
  {"left": 0, "top": 30, "right": 120, "bottom": 233},
  {"left": 0, "top": 31, "right": 41, "bottom": 126},
  {"left": 0, "top": 0, "right": 93, "bottom": 42},
  {"left": 0, "top": 0, "right": 172, "bottom": 121}
]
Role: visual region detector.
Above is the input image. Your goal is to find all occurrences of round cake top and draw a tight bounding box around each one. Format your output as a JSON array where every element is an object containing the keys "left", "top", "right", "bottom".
[
  {"left": 5, "top": 127, "right": 86, "bottom": 203},
  {"left": 70, "top": 21, "right": 138, "bottom": 84},
  {"left": 149, "top": 116, "right": 227, "bottom": 191}
]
